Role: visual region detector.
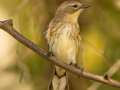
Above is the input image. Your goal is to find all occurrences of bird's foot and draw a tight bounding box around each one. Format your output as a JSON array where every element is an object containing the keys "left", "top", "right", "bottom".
[
  {"left": 70, "top": 63, "right": 84, "bottom": 73},
  {"left": 47, "top": 51, "right": 53, "bottom": 57},
  {"left": 104, "top": 74, "right": 110, "bottom": 80}
]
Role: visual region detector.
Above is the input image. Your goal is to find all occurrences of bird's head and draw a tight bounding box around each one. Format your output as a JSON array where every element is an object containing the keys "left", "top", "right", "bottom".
[{"left": 56, "top": 0, "right": 90, "bottom": 22}]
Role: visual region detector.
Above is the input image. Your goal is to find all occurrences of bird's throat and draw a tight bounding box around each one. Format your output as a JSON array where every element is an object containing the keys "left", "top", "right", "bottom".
[{"left": 63, "top": 10, "right": 81, "bottom": 23}]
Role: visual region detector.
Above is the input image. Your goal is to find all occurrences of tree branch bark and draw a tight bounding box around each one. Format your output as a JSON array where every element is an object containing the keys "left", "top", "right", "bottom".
[
  {"left": 88, "top": 60, "right": 120, "bottom": 90},
  {"left": 0, "top": 19, "right": 120, "bottom": 88}
]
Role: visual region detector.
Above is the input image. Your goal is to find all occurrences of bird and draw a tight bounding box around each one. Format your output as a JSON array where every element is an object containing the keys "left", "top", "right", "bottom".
[{"left": 46, "top": 1, "right": 89, "bottom": 90}]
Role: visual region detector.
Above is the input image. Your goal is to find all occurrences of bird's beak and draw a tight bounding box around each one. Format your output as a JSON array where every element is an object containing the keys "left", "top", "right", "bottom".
[{"left": 79, "top": 4, "right": 91, "bottom": 9}]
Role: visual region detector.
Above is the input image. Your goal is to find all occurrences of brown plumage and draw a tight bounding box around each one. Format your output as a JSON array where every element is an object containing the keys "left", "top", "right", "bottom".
[{"left": 46, "top": 1, "right": 89, "bottom": 90}]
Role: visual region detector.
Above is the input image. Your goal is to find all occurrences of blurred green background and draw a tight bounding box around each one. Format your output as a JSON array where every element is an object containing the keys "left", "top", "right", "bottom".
[{"left": 0, "top": 0, "right": 120, "bottom": 90}]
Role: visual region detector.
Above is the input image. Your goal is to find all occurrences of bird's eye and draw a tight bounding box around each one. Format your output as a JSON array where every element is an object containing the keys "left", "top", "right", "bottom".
[{"left": 72, "top": 4, "right": 78, "bottom": 8}]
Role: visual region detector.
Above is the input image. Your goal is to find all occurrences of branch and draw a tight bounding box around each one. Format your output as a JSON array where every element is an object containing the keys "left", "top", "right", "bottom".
[
  {"left": 0, "top": 19, "right": 120, "bottom": 88},
  {"left": 88, "top": 60, "right": 120, "bottom": 90}
]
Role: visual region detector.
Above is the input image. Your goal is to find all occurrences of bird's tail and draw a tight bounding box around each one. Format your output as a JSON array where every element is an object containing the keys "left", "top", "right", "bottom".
[{"left": 49, "top": 66, "right": 69, "bottom": 90}]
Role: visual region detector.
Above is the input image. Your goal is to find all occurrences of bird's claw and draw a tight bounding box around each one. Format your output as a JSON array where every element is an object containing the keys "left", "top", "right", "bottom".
[
  {"left": 104, "top": 74, "right": 110, "bottom": 80},
  {"left": 47, "top": 52, "right": 53, "bottom": 57},
  {"left": 70, "top": 63, "right": 84, "bottom": 72}
]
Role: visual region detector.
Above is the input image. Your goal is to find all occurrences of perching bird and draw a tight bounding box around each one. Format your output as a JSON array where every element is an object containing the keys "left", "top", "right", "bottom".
[{"left": 46, "top": 1, "right": 89, "bottom": 90}]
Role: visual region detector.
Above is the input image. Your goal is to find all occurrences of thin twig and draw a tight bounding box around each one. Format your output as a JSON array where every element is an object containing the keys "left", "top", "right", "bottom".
[
  {"left": 88, "top": 60, "right": 120, "bottom": 90},
  {"left": 0, "top": 19, "right": 120, "bottom": 88}
]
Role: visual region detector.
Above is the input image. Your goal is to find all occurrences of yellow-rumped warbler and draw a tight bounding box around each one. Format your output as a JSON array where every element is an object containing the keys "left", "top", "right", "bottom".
[{"left": 46, "top": 1, "right": 89, "bottom": 90}]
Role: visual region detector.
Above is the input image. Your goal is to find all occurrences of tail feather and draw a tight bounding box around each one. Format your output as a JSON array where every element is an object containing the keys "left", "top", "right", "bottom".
[{"left": 49, "top": 66, "right": 69, "bottom": 90}]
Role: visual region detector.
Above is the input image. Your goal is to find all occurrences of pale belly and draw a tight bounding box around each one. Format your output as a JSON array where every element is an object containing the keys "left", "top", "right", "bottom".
[
  {"left": 52, "top": 34, "right": 77, "bottom": 64},
  {"left": 47, "top": 23, "right": 81, "bottom": 76}
]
